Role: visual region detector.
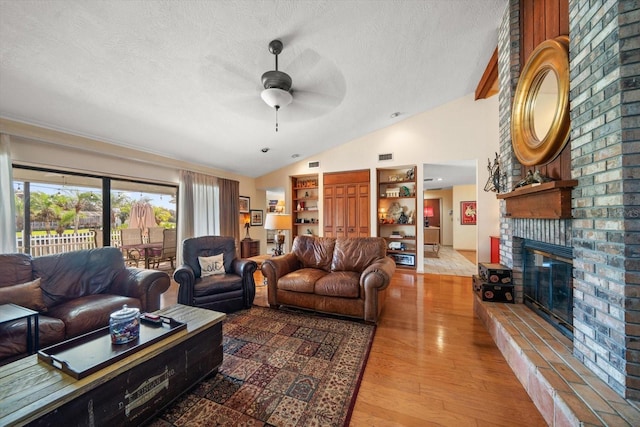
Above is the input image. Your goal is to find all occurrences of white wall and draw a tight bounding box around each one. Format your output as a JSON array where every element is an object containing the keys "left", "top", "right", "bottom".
[
  {"left": 452, "top": 184, "right": 477, "bottom": 251},
  {"left": 256, "top": 92, "right": 501, "bottom": 270}
]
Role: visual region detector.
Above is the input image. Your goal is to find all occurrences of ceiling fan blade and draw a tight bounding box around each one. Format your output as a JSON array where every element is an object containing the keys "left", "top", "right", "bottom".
[
  {"left": 285, "top": 47, "right": 346, "bottom": 115},
  {"left": 201, "top": 54, "right": 260, "bottom": 94},
  {"left": 224, "top": 94, "right": 274, "bottom": 120},
  {"left": 293, "top": 87, "right": 343, "bottom": 107},
  {"left": 279, "top": 102, "right": 333, "bottom": 122},
  {"left": 283, "top": 48, "right": 323, "bottom": 78}
]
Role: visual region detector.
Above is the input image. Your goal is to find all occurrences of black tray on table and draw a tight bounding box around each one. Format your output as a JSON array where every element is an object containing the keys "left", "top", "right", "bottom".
[{"left": 37, "top": 316, "right": 186, "bottom": 379}]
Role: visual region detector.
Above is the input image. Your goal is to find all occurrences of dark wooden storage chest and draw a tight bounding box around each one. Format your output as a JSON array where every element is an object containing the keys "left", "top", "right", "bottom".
[
  {"left": 478, "top": 262, "right": 512, "bottom": 284},
  {"left": 473, "top": 275, "right": 514, "bottom": 303}
]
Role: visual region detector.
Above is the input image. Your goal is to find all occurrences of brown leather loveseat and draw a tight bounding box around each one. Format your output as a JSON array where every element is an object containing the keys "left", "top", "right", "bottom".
[
  {"left": 261, "top": 236, "right": 396, "bottom": 323},
  {"left": 0, "top": 247, "right": 171, "bottom": 365}
]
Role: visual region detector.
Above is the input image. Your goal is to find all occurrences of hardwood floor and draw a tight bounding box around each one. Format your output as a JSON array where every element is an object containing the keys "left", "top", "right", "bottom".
[
  {"left": 350, "top": 271, "right": 545, "bottom": 426},
  {"left": 162, "top": 270, "right": 545, "bottom": 426},
  {"left": 456, "top": 249, "right": 476, "bottom": 265}
]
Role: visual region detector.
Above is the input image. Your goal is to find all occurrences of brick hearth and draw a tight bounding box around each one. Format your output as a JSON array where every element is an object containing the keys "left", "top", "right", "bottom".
[{"left": 474, "top": 297, "right": 640, "bottom": 426}]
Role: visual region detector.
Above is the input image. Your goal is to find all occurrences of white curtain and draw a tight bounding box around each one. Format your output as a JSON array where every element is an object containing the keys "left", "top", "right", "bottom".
[
  {"left": 177, "top": 170, "right": 219, "bottom": 264},
  {"left": 0, "top": 134, "right": 17, "bottom": 253}
]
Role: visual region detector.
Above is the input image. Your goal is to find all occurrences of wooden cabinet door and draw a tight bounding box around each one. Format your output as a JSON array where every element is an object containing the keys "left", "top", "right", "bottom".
[
  {"left": 334, "top": 185, "right": 346, "bottom": 237},
  {"left": 323, "top": 170, "right": 370, "bottom": 238},
  {"left": 323, "top": 185, "right": 335, "bottom": 237},
  {"left": 357, "top": 183, "right": 370, "bottom": 236},
  {"left": 346, "top": 184, "right": 358, "bottom": 237}
]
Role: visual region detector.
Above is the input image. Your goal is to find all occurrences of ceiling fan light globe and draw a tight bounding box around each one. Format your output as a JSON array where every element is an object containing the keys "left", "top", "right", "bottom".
[{"left": 261, "top": 88, "right": 293, "bottom": 109}]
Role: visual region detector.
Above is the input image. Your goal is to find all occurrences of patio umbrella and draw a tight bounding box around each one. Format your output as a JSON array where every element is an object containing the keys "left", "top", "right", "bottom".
[
  {"left": 129, "top": 202, "right": 157, "bottom": 233},
  {"left": 139, "top": 202, "right": 157, "bottom": 231},
  {"left": 128, "top": 203, "right": 142, "bottom": 229}
]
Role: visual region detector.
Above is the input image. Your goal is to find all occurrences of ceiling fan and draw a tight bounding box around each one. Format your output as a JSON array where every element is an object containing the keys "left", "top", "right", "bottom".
[
  {"left": 261, "top": 40, "right": 293, "bottom": 132},
  {"left": 201, "top": 39, "right": 345, "bottom": 127},
  {"left": 256, "top": 39, "right": 346, "bottom": 131}
]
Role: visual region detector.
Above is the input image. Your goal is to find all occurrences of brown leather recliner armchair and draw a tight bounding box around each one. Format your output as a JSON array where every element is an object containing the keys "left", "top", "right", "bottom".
[{"left": 173, "top": 236, "right": 257, "bottom": 313}]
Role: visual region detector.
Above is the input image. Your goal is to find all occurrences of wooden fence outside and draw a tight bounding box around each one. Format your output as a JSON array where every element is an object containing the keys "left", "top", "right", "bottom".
[{"left": 16, "top": 230, "right": 124, "bottom": 256}]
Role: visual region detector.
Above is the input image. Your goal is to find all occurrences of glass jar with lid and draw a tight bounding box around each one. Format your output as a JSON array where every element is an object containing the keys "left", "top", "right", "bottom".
[{"left": 109, "top": 304, "right": 140, "bottom": 344}]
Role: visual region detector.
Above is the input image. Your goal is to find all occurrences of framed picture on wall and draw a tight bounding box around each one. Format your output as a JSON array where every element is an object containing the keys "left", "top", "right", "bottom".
[
  {"left": 250, "top": 209, "right": 263, "bottom": 226},
  {"left": 461, "top": 201, "right": 477, "bottom": 225},
  {"left": 239, "top": 196, "right": 250, "bottom": 213}
]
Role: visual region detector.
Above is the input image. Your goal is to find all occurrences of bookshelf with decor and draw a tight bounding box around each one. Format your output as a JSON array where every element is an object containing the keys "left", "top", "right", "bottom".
[
  {"left": 377, "top": 166, "right": 417, "bottom": 269},
  {"left": 291, "top": 174, "right": 319, "bottom": 239}
]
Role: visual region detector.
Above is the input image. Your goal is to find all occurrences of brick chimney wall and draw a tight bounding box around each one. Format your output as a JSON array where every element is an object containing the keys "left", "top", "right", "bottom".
[{"left": 497, "top": 0, "right": 640, "bottom": 400}]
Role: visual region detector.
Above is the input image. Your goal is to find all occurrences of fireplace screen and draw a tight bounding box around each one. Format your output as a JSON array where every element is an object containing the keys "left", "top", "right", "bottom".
[{"left": 523, "top": 240, "right": 573, "bottom": 338}]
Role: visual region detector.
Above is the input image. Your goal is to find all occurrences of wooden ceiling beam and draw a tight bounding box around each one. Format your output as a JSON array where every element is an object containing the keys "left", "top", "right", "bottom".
[{"left": 475, "top": 47, "right": 499, "bottom": 100}]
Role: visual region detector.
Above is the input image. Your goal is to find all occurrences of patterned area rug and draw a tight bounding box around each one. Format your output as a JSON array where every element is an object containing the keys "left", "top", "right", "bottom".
[{"left": 150, "top": 306, "right": 375, "bottom": 426}]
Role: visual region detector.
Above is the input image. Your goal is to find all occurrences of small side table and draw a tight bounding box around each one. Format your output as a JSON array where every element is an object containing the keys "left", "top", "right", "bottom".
[
  {"left": 241, "top": 239, "right": 260, "bottom": 258},
  {"left": 248, "top": 254, "right": 273, "bottom": 287},
  {"left": 0, "top": 303, "right": 39, "bottom": 354}
]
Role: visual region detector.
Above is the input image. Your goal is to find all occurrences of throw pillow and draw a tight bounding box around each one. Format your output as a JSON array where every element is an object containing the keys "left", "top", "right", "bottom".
[
  {"left": 0, "top": 278, "right": 47, "bottom": 311},
  {"left": 199, "top": 254, "right": 225, "bottom": 277}
]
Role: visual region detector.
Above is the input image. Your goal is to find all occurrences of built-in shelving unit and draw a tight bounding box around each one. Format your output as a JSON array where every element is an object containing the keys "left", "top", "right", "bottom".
[
  {"left": 377, "top": 166, "right": 417, "bottom": 269},
  {"left": 291, "top": 174, "right": 319, "bottom": 239}
]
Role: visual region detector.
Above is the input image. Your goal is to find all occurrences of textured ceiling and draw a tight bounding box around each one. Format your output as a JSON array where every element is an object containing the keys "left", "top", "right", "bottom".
[{"left": 0, "top": 0, "right": 506, "bottom": 178}]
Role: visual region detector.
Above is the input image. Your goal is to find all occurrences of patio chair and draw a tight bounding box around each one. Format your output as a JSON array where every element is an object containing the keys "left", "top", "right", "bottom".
[
  {"left": 148, "top": 227, "right": 165, "bottom": 244},
  {"left": 120, "top": 228, "right": 143, "bottom": 267},
  {"left": 149, "top": 229, "right": 177, "bottom": 270}
]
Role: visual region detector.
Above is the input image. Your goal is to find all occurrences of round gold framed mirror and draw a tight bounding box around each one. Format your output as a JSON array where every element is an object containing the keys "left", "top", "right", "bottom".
[{"left": 511, "top": 35, "right": 570, "bottom": 166}]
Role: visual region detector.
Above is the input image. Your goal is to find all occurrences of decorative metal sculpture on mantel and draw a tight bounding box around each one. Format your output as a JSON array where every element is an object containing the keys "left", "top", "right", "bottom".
[
  {"left": 484, "top": 152, "right": 504, "bottom": 193},
  {"left": 513, "top": 169, "right": 553, "bottom": 189}
]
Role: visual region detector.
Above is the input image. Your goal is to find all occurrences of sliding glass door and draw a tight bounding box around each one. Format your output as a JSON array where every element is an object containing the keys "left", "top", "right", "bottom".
[{"left": 12, "top": 166, "right": 177, "bottom": 255}]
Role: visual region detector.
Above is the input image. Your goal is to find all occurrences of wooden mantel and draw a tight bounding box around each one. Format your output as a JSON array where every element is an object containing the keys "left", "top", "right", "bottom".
[{"left": 496, "top": 180, "right": 577, "bottom": 219}]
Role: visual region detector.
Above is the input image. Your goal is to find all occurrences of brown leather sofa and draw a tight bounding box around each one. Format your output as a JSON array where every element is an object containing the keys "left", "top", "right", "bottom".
[
  {"left": 0, "top": 247, "right": 171, "bottom": 365},
  {"left": 261, "top": 236, "right": 396, "bottom": 323}
]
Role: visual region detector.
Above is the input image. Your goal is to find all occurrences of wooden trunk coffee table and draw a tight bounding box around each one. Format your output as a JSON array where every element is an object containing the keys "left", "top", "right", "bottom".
[{"left": 0, "top": 304, "right": 224, "bottom": 426}]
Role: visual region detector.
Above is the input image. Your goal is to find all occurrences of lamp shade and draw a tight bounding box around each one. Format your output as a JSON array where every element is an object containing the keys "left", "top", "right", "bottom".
[
  {"left": 261, "top": 88, "right": 293, "bottom": 109},
  {"left": 264, "top": 213, "right": 292, "bottom": 231},
  {"left": 424, "top": 207, "right": 434, "bottom": 217}
]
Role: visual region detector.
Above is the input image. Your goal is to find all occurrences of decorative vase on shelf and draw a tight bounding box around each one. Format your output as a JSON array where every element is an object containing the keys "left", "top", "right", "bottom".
[
  {"left": 296, "top": 202, "right": 301, "bottom": 211},
  {"left": 398, "top": 211, "right": 409, "bottom": 224}
]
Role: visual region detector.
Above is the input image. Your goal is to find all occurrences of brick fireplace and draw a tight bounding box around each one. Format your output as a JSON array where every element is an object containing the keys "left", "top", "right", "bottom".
[
  {"left": 495, "top": 0, "right": 640, "bottom": 403},
  {"left": 522, "top": 239, "right": 574, "bottom": 337}
]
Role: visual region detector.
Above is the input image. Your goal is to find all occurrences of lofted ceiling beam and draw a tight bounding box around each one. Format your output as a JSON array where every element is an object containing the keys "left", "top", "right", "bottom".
[{"left": 475, "top": 47, "right": 499, "bottom": 100}]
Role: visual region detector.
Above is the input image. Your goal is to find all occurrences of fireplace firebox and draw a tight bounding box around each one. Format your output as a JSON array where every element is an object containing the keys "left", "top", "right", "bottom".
[{"left": 522, "top": 240, "right": 573, "bottom": 339}]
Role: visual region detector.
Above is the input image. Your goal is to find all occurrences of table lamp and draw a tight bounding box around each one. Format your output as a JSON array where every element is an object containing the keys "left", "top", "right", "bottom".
[
  {"left": 243, "top": 214, "right": 251, "bottom": 240},
  {"left": 424, "top": 207, "right": 434, "bottom": 227},
  {"left": 264, "top": 213, "right": 292, "bottom": 256}
]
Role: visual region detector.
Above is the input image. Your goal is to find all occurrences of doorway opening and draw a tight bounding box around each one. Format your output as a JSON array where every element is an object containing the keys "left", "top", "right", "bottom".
[{"left": 423, "top": 162, "right": 477, "bottom": 275}]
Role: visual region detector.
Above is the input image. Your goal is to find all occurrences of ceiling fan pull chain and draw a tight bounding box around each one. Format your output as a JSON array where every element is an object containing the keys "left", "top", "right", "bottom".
[{"left": 275, "top": 106, "right": 279, "bottom": 132}]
